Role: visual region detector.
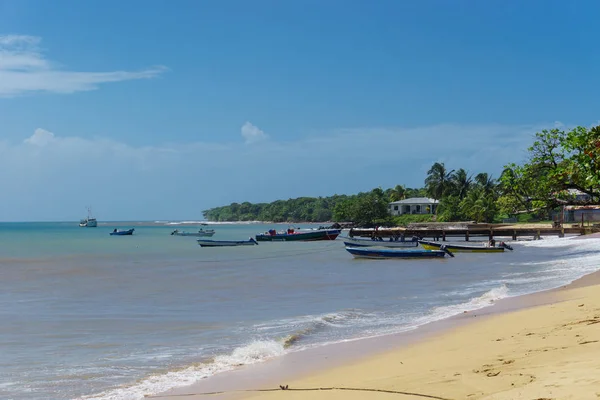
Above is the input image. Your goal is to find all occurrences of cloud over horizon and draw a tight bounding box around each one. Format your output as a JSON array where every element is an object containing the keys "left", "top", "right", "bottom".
[
  {"left": 241, "top": 122, "right": 268, "bottom": 144},
  {"left": 0, "top": 34, "right": 166, "bottom": 96},
  {"left": 0, "top": 122, "right": 554, "bottom": 221}
]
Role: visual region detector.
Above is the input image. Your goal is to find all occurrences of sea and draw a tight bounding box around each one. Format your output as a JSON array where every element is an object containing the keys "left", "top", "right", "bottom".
[{"left": 1, "top": 221, "right": 600, "bottom": 400}]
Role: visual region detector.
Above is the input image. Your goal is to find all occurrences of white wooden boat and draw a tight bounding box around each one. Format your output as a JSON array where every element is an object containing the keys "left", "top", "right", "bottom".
[
  {"left": 342, "top": 236, "right": 419, "bottom": 248},
  {"left": 197, "top": 238, "right": 258, "bottom": 247},
  {"left": 171, "top": 229, "right": 215, "bottom": 237}
]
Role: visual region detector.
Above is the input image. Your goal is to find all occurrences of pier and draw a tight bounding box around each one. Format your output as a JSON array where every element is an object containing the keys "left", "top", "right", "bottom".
[{"left": 349, "top": 223, "right": 600, "bottom": 241}]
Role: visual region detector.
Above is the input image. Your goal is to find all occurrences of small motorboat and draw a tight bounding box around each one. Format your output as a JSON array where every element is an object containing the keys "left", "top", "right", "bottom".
[
  {"left": 197, "top": 238, "right": 259, "bottom": 247},
  {"left": 171, "top": 229, "right": 215, "bottom": 237},
  {"left": 110, "top": 228, "right": 135, "bottom": 236},
  {"left": 345, "top": 246, "right": 454, "bottom": 259},
  {"left": 342, "top": 236, "right": 419, "bottom": 248},
  {"left": 419, "top": 240, "right": 513, "bottom": 253}
]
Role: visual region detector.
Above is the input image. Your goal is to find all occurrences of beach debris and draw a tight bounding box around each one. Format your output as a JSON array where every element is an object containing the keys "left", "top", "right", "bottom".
[
  {"left": 579, "top": 340, "right": 599, "bottom": 345},
  {"left": 279, "top": 384, "right": 289, "bottom": 390},
  {"left": 486, "top": 371, "right": 501, "bottom": 377}
]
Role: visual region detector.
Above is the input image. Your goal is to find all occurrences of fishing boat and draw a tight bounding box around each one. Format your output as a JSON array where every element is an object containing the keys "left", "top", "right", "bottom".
[
  {"left": 418, "top": 240, "right": 513, "bottom": 253},
  {"left": 197, "top": 238, "right": 258, "bottom": 247},
  {"left": 342, "top": 236, "right": 419, "bottom": 248},
  {"left": 255, "top": 228, "right": 341, "bottom": 242},
  {"left": 345, "top": 246, "right": 454, "bottom": 259},
  {"left": 110, "top": 228, "right": 135, "bottom": 236},
  {"left": 171, "top": 228, "right": 215, "bottom": 237},
  {"left": 79, "top": 207, "right": 97, "bottom": 227}
]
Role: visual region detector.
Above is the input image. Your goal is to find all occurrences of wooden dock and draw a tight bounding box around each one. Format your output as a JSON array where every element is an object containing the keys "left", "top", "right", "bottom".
[{"left": 349, "top": 223, "right": 600, "bottom": 241}]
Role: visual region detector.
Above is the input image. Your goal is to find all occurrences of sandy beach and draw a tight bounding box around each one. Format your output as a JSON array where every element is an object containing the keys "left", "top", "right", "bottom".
[
  {"left": 153, "top": 266, "right": 600, "bottom": 400},
  {"left": 243, "top": 276, "right": 600, "bottom": 400}
]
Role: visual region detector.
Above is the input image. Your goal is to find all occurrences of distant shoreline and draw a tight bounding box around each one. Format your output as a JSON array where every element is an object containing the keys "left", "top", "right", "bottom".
[{"left": 0, "top": 220, "right": 341, "bottom": 226}]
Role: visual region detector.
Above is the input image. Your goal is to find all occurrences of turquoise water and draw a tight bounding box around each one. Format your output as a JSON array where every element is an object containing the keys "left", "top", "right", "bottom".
[{"left": 1, "top": 222, "right": 599, "bottom": 400}]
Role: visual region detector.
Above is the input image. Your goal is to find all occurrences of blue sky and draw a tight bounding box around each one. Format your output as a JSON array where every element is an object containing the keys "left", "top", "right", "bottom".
[{"left": 1, "top": 0, "right": 599, "bottom": 221}]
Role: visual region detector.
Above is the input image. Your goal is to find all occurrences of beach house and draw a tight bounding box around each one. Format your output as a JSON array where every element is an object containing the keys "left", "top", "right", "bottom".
[
  {"left": 388, "top": 197, "right": 439, "bottom": 216},
  {"left": 553, "top": 190, "right": 600, "bottom": 224}
]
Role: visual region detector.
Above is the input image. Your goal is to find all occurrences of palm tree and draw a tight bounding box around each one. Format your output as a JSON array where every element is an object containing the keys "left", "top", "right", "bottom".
[
  {"left": 459, "top": 189, "right": 486, "bottom": 222},
  {"left": 388, "top": 184, "right": 406, "bottom": 202},
  {"left": 451, "top": 168, "right": 472, "bottom": 199},
  {"left": 425, "top": 162, "right": 455, "bottom": 202},
  {"left": 475, "top": 173, "right": 496, "bottom": 195}
]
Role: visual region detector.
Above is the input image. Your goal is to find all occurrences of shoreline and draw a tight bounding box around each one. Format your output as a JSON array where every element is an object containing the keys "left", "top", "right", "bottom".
[{"left": 151, "top": 240, "right": 600, "bottom": 400}]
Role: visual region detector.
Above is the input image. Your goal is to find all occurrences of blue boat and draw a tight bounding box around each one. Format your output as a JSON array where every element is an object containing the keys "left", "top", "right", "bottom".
[
  {"left": 109, "top": 228, "right": 135, "bottom": 236},
  {"left": 345, "top": 246, "right": 454, "bottom": 259}
]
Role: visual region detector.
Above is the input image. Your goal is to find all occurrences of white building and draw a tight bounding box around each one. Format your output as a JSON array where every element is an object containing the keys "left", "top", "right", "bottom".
[{"left": 388, "top": 197, "right": 439, "bottom": 216}]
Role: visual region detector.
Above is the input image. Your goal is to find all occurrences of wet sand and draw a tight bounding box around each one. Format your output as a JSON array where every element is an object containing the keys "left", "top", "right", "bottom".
[{"left": 151, "top": 260, "right": 600, "bottom": 400}]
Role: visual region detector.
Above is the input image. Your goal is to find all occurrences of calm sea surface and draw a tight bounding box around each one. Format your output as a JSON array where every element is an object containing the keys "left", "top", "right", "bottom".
[{"left": 1, "top": 222, "right": 599, "bottom": 400}]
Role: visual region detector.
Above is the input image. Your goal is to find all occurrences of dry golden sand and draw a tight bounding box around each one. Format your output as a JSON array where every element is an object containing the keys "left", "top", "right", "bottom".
[
  {"left": 148, "top": 261, "right": 600, "bottom": 400},
  {"left": 152, "top": 277, "right": 600, "bottom": 400},
  {"left": 238, "top": 283, "right": 600, "bottom": 400}
]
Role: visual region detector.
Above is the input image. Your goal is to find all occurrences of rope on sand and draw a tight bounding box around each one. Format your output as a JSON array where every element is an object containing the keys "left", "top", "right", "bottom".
[{"left": 144, "top": 385, "right": 454, "bottom": 400}]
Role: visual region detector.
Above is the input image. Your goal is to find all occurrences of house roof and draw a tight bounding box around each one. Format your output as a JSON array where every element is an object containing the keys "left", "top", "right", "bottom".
[
  {"left": 389, "top": 197, "right": 439, "bottom": 205},
  {"left": 564, "top": 205, "right": 600, "bottom": 210}
]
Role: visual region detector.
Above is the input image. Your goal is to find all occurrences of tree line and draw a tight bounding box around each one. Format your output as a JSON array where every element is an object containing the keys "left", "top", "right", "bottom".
[{"left": 203, "top": 124, "right": 600, "bottom": 226}]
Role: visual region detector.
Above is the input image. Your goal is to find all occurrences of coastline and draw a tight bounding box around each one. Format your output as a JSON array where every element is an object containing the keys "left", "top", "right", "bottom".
[{"left": 150, "top": 243, "right": 600, "bottom": 400}]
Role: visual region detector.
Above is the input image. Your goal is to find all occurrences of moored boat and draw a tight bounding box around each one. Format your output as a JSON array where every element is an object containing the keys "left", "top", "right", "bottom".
[
  {"left": 418, "top": 240, "right": 513, "bottom": 253},
  {"left": 171, "top": 229, "right": 215, "bottom": 237},
  {"left": 110, "top": 228, "right": 135, "bottom": 236},
  {"left": 342, "top": 236, "right": 419, "bottom": 248},
  {"left": 345, "top": 246, "right": 454, "bottom": 259},
  {"left": 255, "top": 228, "right": 341, "bottom": 242},
  {"left": 79, "top": 207, "right": 97, "bottom": 227},
  {"left": 197, "top": 238, "right": 258, "bottom": 247}
]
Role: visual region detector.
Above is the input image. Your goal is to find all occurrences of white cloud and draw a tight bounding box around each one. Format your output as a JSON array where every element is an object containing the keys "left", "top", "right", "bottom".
[
  {"left": 24, "top": 128, "right": 55, "bottom": 146},
  {"left": 0, "top": 122, "right": 561, "bottom": 221},
  {"left": 241, "top": 122, "right": 268, "bottom": 144},
  {"left": 0, "top": 34, "right": 166, "bottom": 96}
]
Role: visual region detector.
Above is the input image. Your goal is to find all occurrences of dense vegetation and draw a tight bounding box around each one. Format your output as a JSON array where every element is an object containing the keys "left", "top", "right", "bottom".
[
  {"left": 202, "top": 188, "right": 427, "bottom": 226},
  {"left": 203, "top": 125, "right": 600, "bottom": 226}
]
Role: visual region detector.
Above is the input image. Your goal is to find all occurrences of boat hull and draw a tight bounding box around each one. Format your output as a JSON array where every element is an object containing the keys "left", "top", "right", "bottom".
[
  {"left": 342, "top": 237, "right": 419, "bottom": 248},
  {"left": 345, "top": 246, "right": 448, "bottom": 259},
  {"left": 79, "top": 219, "right": 97, "bottom": 227},
  {"left": 197, "top": 239, "right": 258, "bottom": 247},
  {"left": 419, "top": 240, "right": 505, "bottom": 253},
  {"left": 110, "top": 229, "right": 135, "bottom": 236},
  {"left": 255, "top": 229, "right": 341, "bottom": 242},
  {"left": 172, "top": 231, "right": 215, "bottom": 237}
]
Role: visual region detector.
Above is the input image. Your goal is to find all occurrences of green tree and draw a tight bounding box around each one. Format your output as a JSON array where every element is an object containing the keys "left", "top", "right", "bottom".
[
  {"left": 425, "top": 162, "right": 455, "bottom": 204},
  {"left": 500, "top": 126, "right": 600, "bottom": 213},
  {"left": 450, "top": 168, "right": 472, "bottom": 199},
  {"left": 459, "top": 188, "right": 497, "bottom": 223},
  {"left": 388, "top": 184, "right": 406, "bottom": 202},
  {"left": 474, "top": 172, "right": 496, "bottom": 195},
  {"left": 438, "top": 195, "right": 464, "bottom": 221},
  {"left": 351, "top": 192, "right": 390, "bottom": 227}
]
